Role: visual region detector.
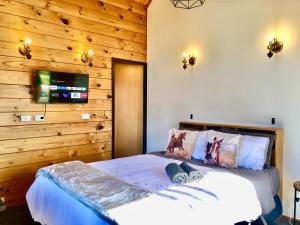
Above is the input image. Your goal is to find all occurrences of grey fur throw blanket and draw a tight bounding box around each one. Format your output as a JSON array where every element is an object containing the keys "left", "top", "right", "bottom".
[{"left": 37, "top": 161, "right": 151, "bottom": 224}]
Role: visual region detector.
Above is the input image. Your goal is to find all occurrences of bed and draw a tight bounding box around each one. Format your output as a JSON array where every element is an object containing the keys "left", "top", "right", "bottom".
[{"left": 26, "top": 122, "right": 283, "bottom": 225}]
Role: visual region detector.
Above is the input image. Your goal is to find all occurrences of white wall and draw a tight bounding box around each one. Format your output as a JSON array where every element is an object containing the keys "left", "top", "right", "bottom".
[{"left": 147, "top": 0, "right": 300, "bottom": 218}]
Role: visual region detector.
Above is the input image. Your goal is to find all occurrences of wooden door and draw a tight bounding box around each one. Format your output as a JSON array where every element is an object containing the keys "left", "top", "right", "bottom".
[{"left": 114, "top": 62, "right": 145, "bottom": 158}]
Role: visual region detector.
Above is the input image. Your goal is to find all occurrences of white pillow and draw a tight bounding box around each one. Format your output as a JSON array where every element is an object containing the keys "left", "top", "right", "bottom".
[
  {"left": 237, "top": 135, "right": 270, "bottom": 171},
  {"left": 192, "top": 130, "right": 213, "bottom": 160}
]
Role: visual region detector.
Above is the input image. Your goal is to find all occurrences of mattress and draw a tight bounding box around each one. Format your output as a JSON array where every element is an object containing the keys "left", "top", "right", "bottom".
[
  {"left": 152, "top": 151, "right": 280, "bottom": 214},
  {"left": 26, "top": 154, "right": 278, "bottom": 225}
]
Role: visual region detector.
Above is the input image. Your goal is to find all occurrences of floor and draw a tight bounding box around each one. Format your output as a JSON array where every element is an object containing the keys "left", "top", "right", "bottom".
[
  {"left": 0, "top": 204, "right": 298, "bottom": 225},
  {"left": 0, "top": 205, "right": 36, "bottom": 225}
]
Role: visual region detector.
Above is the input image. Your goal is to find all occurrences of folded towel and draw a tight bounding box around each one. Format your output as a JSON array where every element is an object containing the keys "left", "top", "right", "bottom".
[
  {"left": 180, "top": 162, "right": 203, "bottom": 182},
  {"left": 165, "top": 163, "right": 188, "bottom": 184}
]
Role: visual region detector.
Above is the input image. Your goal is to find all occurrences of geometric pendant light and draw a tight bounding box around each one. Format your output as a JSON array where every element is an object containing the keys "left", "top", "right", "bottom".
[{"left": 170, "top": 0, "right": 205, "bottom": 9}]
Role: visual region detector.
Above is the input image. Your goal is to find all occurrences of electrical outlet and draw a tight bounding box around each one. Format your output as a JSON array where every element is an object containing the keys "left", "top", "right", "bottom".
[
  {"left": 81, "top": 113, "right": 90, "bottom": 120},
  {"left": 20, "top": 115, "right": 32, "bottom": 122},
  {"left": 35, "top": 115, "right": 45, "bottom": 122}
]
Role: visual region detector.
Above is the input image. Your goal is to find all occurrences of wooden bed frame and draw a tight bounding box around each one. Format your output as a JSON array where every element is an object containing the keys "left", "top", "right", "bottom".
[{"left": 179, "top": 121, "right": 283, "bottom": 198}]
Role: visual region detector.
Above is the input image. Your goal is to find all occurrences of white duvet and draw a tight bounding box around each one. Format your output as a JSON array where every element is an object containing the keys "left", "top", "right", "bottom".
[{"left": 27, "top": 154, "right": 261, "bottom": 225}]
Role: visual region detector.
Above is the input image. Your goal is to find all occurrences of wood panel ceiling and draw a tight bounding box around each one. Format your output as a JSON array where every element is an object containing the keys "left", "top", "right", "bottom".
[{"left": 134, "top": 0, "right": 152, "bottom": 7}]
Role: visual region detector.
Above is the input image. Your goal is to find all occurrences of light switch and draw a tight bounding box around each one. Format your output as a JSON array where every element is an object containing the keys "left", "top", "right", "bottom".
[
  {"left": 20, "top": 115, "right": 32, "bottom": 122},
  {"left": 81, "top": 113, "right": 90, "bottom": 120}
]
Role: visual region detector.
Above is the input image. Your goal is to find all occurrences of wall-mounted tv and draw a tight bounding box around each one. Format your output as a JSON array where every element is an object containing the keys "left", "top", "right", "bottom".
[{"left": 35, "top": 71, "right": 89, "bottom": 104}]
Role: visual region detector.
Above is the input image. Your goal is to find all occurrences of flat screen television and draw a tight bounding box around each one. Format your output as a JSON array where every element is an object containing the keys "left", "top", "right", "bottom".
[{"left": 35, "top": 71, "right": 89, "bottom": 104}]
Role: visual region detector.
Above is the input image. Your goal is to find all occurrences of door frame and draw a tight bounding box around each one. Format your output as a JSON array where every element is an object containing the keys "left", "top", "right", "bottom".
[{"left": 111, "top": 58, "right": 147, "bottom": 159}]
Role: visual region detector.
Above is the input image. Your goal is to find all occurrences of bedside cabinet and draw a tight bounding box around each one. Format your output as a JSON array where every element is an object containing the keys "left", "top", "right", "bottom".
[{"left": 294, "top": 181, "right": 300, "bottom": 225}]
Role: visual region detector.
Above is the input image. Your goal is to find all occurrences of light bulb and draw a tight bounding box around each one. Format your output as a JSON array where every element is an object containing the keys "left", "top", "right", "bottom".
[
  {"left": 268, "top": 36, "right": 274, "bottom": 45},
  {"left": 25, "top": 37, "right": 31, "bottom": 46},
  {"left": 182, "top": 52, "right": 187, "bottom": 59},
  {"left": 88, "top": 49, "right": 93, "bottom": 57}
]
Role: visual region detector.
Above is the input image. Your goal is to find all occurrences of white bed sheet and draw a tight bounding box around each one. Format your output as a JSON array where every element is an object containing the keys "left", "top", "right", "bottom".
[{"left": 26, "top": 154, "right": 262, "bottom": 225}]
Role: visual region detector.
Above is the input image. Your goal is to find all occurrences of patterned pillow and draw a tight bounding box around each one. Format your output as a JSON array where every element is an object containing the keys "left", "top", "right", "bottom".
[
  {"left": 165, "top": 129, "right": 198, "bottom": 160},
  {"left": 204, "top": 131, "right": 241, "bottom": 168}
]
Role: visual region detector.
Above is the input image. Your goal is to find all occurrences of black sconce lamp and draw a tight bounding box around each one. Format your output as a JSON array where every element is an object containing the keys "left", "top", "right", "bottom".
[
  {"left": 81, "top": 49, "right": 94, "bottom": 67},
  {"left": 182, "top": 52, "right": 196, "bottom": 70},
  {"left": 19, "top": 37, "right": 32, "bottom": 59},
  {"left": 267, "top": 38, "right": 283, "bottom": 58}
]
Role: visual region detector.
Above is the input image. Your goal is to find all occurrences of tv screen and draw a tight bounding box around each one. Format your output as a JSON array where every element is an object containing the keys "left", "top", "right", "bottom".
[{"left": 35, "top": 71, "right": 89, "bottom": 104}]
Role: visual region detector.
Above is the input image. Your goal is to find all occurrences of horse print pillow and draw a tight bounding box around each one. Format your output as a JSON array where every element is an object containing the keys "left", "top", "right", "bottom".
[
  {"left": 204, "top": 131, "right": 241, "bottom": 168},
  {"left": 165, "top": 129, "right": 198, "bottom": 160}
]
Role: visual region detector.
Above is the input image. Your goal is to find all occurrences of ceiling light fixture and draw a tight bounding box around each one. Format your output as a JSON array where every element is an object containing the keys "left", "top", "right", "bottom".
[{"left": 170, "top": 0, "right": 205, "bottom": 9}]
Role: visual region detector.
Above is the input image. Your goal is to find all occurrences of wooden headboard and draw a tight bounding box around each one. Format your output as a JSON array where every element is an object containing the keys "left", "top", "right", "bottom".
[{"left": 179, "top": 121, "right": 283, "bottom": 198}]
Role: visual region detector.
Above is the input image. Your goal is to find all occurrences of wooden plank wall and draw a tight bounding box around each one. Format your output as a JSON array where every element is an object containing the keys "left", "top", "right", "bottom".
[{"left": 0, "top": 0, "right": 147, "bottom": 206}]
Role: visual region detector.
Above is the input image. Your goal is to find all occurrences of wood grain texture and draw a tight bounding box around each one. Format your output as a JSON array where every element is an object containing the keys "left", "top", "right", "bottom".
[
  {"left": 0, "top": 111, "right": 110, "bottom": 126},
  {"left": 0, "top": 68, "right": 112, "bottom": 89},
  {"left": 0, "top": 150, "right": 112, "bottom": 207},
  {"left": 0, "top": 152, "right": 112, "bottom": 183},
  {"left": 145, "top": 0, "right": 152, "bottom": 8},
  {"left": 0, "top": 142, "right": 112, "bottom": 169},
  {"left": 0, "top": 41, "right": 113, "bottom": 69},
  {"left": 0, "top": 84, "right": 111, "bottom": 100},
  {"left": 0, "top": 132, "right": 112, "bottom": 154},
  {"left": 101, "top": 0, "right": 147, "bottom": 16},
  {"left": 0, "top": 121, "right": 112, "bottom": 140},
  {"left": 0, "top": 0, "right": 147, "bottom": 206},
  {"left": 13, "top": 0, "right": 146, "bottom": 34},
  {"left": 62, "top": 0, "right": 147, "bottom": 25},
  {"left": 0, "top": 0, "right": 146, "bottom": 44},
  {"left": 115, "top": 64, "right": 144, "bottom": 158},
  {"left": 0, "top": 11, "right": 147, "bottom": 62},
  {"left": 134, "top": 0, "right": 152, "bottom": 7},
  {"left": 0, "top": 99, "right": 112, "bottom": 112},
  {"left": 0, "top": 70, "right": 109, "bottom": 87}
]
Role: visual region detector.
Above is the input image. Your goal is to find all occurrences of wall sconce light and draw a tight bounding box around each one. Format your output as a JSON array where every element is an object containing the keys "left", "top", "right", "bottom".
[
  {"left": 182, "top": 52, "right": 196, "bottom": 70},
  {"left": 19, "top": 37, "right": 32, "bottom": 59},
  {"left": 267, "top": 38, "right": 283, "bottom": 58},
  {"left": 81, "top": 49, "right": 94, "bottom": 67}
]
